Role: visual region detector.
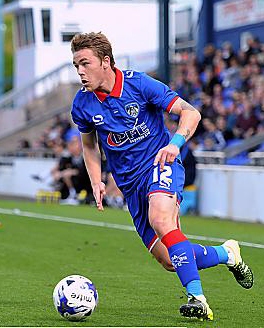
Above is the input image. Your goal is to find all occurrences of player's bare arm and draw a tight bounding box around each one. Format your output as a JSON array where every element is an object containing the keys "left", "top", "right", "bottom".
[
  {"left": 172, "top": 98, "right": 201, "bottom": 139},
  {"left": 154, "top": 97, "right": 201, "bottom": 170},
  {"left": 81, "top": 131, "right": 106, "bottom": 210}
]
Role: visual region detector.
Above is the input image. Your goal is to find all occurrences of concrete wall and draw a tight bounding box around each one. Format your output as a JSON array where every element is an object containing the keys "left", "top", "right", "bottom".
[{"left": 0, "top": 107, "right": 26, "bottom": 137}]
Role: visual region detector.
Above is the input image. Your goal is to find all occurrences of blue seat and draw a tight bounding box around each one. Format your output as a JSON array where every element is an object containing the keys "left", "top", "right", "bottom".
[
  {"left": 256, "top": 142, "right": 264, "bottom": 151},
  {"left": 225, "top": 154, "right": 250, "bottom": 165}
]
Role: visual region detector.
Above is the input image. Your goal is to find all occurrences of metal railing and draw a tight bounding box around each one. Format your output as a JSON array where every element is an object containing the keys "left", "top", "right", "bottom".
[
  {"left": 249, "top": 152, "right": 264, "bottom": 166},
  {"left": 0, "top": 63, "right": 77, "bottom": 110}
]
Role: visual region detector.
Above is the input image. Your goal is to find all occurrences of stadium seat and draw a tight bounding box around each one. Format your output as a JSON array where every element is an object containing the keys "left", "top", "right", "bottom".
[
  {"left": 225, "top": 154, "right": 250, "bottom": 165},
  {"left": 256, "top": 142, "right": 264, "bottom": 151},
  {"left": 225, "top": 138, "right": 243, "bottom": 147}
]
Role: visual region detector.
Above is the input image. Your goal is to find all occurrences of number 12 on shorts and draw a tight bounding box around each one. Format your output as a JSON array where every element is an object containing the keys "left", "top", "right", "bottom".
[{"left": 153, "top": 165, "right": 173, "bottom": 189}]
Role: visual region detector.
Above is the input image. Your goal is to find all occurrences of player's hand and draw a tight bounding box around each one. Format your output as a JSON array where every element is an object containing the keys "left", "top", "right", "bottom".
[
  {"left": 153, "top": 144, "right": 180, "bottom": 171},
  {"left": 92, "top": 182, "right": 106, "bottom": 211}
]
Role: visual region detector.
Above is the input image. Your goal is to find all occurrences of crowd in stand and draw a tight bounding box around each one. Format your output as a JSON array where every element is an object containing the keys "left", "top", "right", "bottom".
[
  {"left": 19, "top": 35, "right": 264, "bottom": 204},
  {"left": 170, "top": 36, "right": 264, "bottom": 153},
  {"left": 19, "top": 36, "right": 264, "bottom": 157}
]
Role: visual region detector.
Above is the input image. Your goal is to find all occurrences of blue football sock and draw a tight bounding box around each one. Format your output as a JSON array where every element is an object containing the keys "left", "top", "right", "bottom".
[
  {"left": 213, "top": 245, "right": 228, "bottom": 264},
  {"left": 186, "top": 280, "right": 203, "bottom": 297},
  {"left": 161, "top": 230, "right": 201, "bottom": 287},
  {"left": 192, "top": 243, "right": 220, "bottom": 270}
]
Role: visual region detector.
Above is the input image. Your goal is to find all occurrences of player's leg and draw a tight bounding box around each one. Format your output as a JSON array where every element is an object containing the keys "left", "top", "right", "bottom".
[
  {"left": 126, "top": 177, "right": 207, "bottom": 319},
  {"left": 150, "top": 209, "right": 222, "bottom": 271},
  {"left": 145, "top": 161, "right": 213, "bottom": 320},
  {"left": 151, "top": 239, "right": 253, "bottom": 289},
  {"left": 60, "top": 169, "right": 78, "bottom": 199},
  {"left": 148, "top": 192, "right": 213, "bottom": 321},
  {"left": 151, "top": 240, "right": 228, "bottom": 271},
  {"left": 150, "top": 238, "right": 174, "bottom": 272}
]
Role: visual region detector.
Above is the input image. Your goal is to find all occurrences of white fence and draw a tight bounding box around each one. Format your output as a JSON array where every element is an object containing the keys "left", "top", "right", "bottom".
[
  {"left": 197, "top": 164, "right": 264, "bottom": 223},
  {"left": 0, "top": 157, "right": 264, "bottom": 223},
  {"left": 0, "top": 157, "right": 56, "bottom": 198}
]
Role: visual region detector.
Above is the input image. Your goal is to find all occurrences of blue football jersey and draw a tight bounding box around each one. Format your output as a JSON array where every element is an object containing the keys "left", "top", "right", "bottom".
[{"left": 71, "top": 68, "right": 179, "bottom": 197}]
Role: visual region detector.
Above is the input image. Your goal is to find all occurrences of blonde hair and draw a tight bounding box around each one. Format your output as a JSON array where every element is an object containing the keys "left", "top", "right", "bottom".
[{"left": 71, "top": 32, "right": 115, "bottom": 69}]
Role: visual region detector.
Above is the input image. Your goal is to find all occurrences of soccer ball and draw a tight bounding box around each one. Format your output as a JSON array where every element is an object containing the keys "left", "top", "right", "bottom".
[{"left": 53, "top": 274, "right": 98, "bottom": 321}]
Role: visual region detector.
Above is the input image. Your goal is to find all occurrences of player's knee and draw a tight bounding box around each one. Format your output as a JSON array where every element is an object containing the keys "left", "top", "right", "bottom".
[
  {"left": 149, "top": 216, "right": 174, "bottom": 237},
  {"left": 150, "top": 216, "right": 166, "bottom": 228},
  {"left": 149, "top": 194, "right": 176, "bottom": 234},
  {"left": 149, "top": 206, "right": 171, "bottom": 230}
]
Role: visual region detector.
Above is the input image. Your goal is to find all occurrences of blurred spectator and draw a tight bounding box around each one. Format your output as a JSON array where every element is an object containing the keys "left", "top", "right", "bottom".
[
  {"left": 200, "top": 93, "right": 216, "bottom": 119},
  {"left": 16, "top": 139, "right": 32, "bottom": 157},
  {"left": 104, "top": 173, "right": 125, "bottom": 209},
  {"left": 215, "top": 116, "right": 235, "bottom": 142},
  {"left": 181, "top": 143, "right": 196, "bottom": 187},
  {"left": 221, "top": 41, "right": 236, "bottom": 67},
  {"left": 234, "top": 99, "right": 260, "bottom": 139},
  {"left": 31, "top": 114, "right": 72, "bottom": 155},
  {"left": 53, "top": 133, "right": 93, "bottom": 204},
  {"left": 245, "top": 36, "right": 262, "bottom": 60},
  {"left": 202, "top": 44, "right": 216, "bottom": 67},
  {"left": 201, "top": 118, "right": 226, "bottom": 150},
  {"left": 222, "top": 57, "right": 241, "bottom": 89},
  {"left": 202, "top": 67, "right": 220, "bottom": 96},
  {"left": 202, "top": 136, "right": 217, "bottom": 151},
  {"left": 164, "top": 113, "right": 197, "bottom": 187}
]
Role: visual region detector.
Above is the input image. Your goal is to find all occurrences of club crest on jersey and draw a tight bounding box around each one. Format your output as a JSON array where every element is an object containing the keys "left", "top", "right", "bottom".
[{"left": 124, "top": 102, "right": 140, "bottom": 117}]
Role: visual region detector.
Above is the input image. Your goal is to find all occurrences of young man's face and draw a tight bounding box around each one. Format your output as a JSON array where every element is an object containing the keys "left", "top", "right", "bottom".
[{"left": 73, "top": 48, "right": 108, "bottom": 92}]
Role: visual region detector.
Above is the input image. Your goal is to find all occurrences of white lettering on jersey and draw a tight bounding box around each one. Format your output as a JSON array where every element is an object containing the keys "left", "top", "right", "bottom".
[
  {"left": 126, "top": 70, "right": 134, "bottom": 78},
  {"left": 107, "top": 121, "right": 150, "bottom": 146},
  {"left": 92, "top": 114, "right": 104, "bottom": 125}
]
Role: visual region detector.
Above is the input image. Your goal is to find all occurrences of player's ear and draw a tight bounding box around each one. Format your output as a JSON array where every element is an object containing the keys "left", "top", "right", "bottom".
[{"left": 102, "top": 56, "right": 110, "bottom": 69}]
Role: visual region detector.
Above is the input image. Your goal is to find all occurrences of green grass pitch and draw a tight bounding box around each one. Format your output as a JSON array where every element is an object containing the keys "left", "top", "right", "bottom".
[{"left": 0, "top": 199, "right": 263, "bottom": 327}]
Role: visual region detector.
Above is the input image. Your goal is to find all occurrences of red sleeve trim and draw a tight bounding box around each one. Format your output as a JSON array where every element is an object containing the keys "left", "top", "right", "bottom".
[{"left": 166, "top": 96, "right": 179, "bottom": 113}]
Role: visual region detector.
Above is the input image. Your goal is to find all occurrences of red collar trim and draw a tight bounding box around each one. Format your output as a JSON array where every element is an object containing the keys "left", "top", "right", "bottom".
[
  {"left": 93, "top": 90, "right": 108, "bottom": 102},
  {"left": 93, "top": 68, "right": 123, "bottom": 102},
  {"left": 110, "top": 68, "right": 124, "bottom": 98}
]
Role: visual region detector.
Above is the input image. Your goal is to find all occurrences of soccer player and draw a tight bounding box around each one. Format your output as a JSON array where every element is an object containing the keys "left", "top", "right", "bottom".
[{"left": 70, "top": 32, "right": 253, "bottom": 321}]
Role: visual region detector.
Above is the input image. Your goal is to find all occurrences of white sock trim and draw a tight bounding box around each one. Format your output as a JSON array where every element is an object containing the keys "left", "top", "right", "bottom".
[{"left": 223, "top": 245, "right": 236, "bottom": 266}]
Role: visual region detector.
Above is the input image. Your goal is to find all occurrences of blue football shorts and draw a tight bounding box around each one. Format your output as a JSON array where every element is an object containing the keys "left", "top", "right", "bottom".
[{"left": 125, "top": 159, "right": 185, "bottom": 251}]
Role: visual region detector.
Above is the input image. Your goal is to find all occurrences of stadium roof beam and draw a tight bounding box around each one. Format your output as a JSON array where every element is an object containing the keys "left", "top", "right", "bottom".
[
  {"left": 158, "top": 0, "right": 170, "bottom": 84},
  {"left": 0, "top": 0, "right": 4, "bottom": 95}
]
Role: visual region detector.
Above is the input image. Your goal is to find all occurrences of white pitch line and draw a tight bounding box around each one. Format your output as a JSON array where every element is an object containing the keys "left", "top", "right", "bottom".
[
  {"left": 0, "top": 207, "right": 135, "bottom": 231},
  {"left": 1, "top": 207, "right": 264, "bottom": 249}
]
